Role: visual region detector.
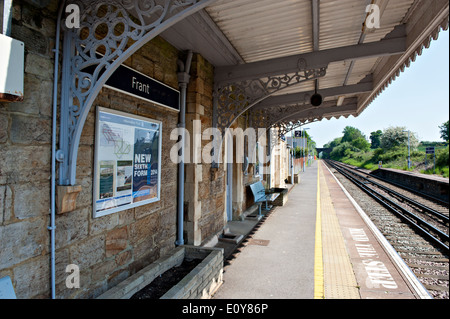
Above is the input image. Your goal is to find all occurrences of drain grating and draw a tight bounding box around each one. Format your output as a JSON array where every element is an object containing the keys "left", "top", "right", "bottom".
[{"left": 247, "top": 239, "right": 270, "bottom": 246}]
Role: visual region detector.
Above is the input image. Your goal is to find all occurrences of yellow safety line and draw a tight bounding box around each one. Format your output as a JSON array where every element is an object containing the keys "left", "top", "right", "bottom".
[{"left": 314, "top": 161, "right": 324, "bottom": 299}]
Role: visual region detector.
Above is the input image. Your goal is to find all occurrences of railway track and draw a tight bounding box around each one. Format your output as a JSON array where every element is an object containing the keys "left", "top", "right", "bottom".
[{"left": 324, "top": 159, "right": 449, "bottom": 299}]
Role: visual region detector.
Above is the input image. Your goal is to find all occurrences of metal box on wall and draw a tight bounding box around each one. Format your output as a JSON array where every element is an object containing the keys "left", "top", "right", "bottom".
[{"left": 0, "top": 33, "right": 24, "bottom": 102}]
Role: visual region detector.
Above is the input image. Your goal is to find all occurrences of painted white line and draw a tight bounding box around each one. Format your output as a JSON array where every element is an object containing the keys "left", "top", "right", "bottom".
[{"left": 323, "top": 162, "right": 432, "bottom": 299}]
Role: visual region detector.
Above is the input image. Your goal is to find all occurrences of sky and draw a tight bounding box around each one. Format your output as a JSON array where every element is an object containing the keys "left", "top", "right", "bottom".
[{"left": 302, "top": 29, "right": 449, "bottom": 148}]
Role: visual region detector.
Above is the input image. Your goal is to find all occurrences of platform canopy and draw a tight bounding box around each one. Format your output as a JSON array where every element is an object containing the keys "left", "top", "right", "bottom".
[
  {"left": 162, "top": 0, "right": 449, "bottom": 133},
  {"left": 58, "top": 0, "right": 448, "bottom": 185}
]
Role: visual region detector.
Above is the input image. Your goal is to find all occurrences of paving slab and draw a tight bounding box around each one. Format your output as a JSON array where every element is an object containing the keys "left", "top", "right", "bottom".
[{"left": 213, "top": 162, "right": 319, "bottom": 299}]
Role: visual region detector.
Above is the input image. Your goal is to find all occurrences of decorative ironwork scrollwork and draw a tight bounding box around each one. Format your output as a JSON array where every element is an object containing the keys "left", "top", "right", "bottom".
[
  {"left": 59, "top": 0, "right": 214, "bottom": 185},
  {"left": 214, "top": 58, "right": 327, "bottom": 132}
]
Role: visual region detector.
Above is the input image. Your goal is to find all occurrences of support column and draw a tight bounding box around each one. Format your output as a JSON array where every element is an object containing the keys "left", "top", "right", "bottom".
[{"left": 184, "top": 55, "right": 205, "bottom": 245}]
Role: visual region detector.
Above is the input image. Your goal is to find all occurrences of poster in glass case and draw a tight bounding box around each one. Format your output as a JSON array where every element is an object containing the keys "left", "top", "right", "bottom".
[{"left": 93, "top": 107, "right": 162, "bottom": 218}]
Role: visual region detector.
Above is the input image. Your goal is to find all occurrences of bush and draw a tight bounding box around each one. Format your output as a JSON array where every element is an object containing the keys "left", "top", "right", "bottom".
[
  {"left": 363, "top": 163, "right": 376, "bottom": 170},
  {"left": 330, "top": 142, "right": 354, "bottom": 159},
  {"left": 436, "top": 146, "right": 449, "bottom": 167},
  {"left": 352, "top": 136, "right": 371, "bottom": 151},
  {"left": 441, "top": 167, "right": 449, "bottom": 178},
  {"left": 380, "top": 126, "right": 419, "bottom": 150},
  {"left": 377, "top": 147, "right": 407, "bottom": 162}
]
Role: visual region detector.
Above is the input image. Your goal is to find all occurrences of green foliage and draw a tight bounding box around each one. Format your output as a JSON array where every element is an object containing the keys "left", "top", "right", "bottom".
[
  {"left": 342, "top": 126, "right": 366, "bottom": 143},
  {"left": 439, "top": 121, "right": 449, "bottom": 143},
  {"left": 418, "top": 141, "right": 448, "bottom": 152},
  {"left": 441, "top": 167, "right": 449, "bottom": 178},
  {"left": 341, "top": 127, "right": 358, "bottom": 142},
  {"left": 319, "top": 126, "right": 449, "bottom": 178},
  {"left": 436, "top": 146, "right": 449, "bottom": 167},
  {"left": 370, "top": 130, "right": 383, "bottom": 149},
  {"left": 330, "top": 142, "right": 353, "bottom": 159},
  {"left": 324, "top": 137, "right": 342, "bottom": 149},
  {"left": 352, "top": 136, "right": 371, "bottom": 151},
  {"left": 380, "top": 126, "right": 419, "bottom": 150}
]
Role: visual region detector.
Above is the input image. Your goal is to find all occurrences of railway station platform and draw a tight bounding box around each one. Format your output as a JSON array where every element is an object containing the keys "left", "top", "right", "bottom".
[{"left": 212, "top": 160, "right": 432, "bottom": 299}]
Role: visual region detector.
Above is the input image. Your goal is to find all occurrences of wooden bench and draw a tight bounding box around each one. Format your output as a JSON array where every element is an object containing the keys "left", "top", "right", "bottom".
[{"left": 249, "top": 181, "right": 280, "bottom": 215}]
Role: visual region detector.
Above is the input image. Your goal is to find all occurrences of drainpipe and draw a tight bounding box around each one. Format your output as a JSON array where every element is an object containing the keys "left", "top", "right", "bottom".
[
  {"left": 49, "top": 0, "right": 66, "bottom": 299},
  {"left": 2, "top": 0, "right": 12, "bottom": 36},
  {"left": 176, "top": 51, "right": 193, "bottom": 246}
]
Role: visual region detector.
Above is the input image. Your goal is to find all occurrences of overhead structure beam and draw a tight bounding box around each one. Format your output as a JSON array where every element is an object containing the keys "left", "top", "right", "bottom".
[
  {"left": 282, "top": 102, "right": 358, "bottom": 123},
  {"left": 213, "top": 58, "right": 327, "bottom": 132},
  {"left": 215, "top": 25, "right": 406, "bottom": 86},
  {"left": 273, "top": 102, "right": 357, "bottom": 139},
  {"left": 311, "top": 0, "right": 320, "bottom": 52},
  {"left": 254, "top": 80, "right": 372, "bottom": 110},
  {"left": 264, "top": 100, "right": 341, "bottom": 128}
]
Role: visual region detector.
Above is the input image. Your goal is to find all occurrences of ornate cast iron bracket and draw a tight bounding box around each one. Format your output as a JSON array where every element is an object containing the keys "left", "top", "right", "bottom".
[
  {"left": 275, "top": 119, "right": 320, "bottom": 139},
  {"left": 212, "top": 59, "right": 327, "bottom": 133},
  {"left": 58, "top": 0, "right": 216, "bottom": 186}
]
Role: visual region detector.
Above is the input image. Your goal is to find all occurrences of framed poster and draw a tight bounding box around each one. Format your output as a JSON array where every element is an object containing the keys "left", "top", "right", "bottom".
[{"left": 93, "top": 106, "right": 162, "bottom": 218}]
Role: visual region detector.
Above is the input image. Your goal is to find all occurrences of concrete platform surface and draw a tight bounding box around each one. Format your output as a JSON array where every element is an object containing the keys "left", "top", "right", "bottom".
[
  {"left": 213, "top": 162, "right": 318, "bottom": 299},
  {"left": 212, "top": 160, "right": 428, "bottom": 299}
]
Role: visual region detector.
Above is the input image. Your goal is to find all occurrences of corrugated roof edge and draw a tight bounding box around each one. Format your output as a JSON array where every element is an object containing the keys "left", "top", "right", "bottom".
[{"left": 357, "top": 6, "right": 449, "bottom": 116}]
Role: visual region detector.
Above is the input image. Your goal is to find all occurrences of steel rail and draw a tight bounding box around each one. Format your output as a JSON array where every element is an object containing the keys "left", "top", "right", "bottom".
[
  {"left": 328, "top": 160, "right": 449, "bottom": 239},
  {"left": 329, "top": 160, "right": 449, "bottom": 223},
  {"left": 359, "top": 167, "right": 449, "bottom": 208},
  {"left": 325, "top": 160, "right": 449, "bottom": 252}
]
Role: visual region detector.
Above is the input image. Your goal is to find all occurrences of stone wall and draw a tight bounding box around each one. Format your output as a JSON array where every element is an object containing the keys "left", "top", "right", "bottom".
[
  {"left": 0, "top": 0, "right": 226, "bottom": 299},
  {"left": 161, "top": 246, "right": 224, "bottom": 299},
  {"left": 185, "top": 54, "right": 226, "bottom": 245},
  {"left": 0, "top": 0, "right": 59, "bottom": 299}
]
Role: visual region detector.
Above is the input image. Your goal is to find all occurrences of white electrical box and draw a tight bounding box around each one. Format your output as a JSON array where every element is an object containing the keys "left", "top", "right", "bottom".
[
  {"left": 0, "top": 33, "right": 24, "bottom": 102},
  {"left": 0, "top": 276, "right": 16, "bottom": 299}
]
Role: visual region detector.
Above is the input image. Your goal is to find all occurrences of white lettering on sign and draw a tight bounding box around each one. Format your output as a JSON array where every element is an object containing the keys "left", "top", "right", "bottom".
[
  {"left": 132, "top": 77, "right": 150, "bottom": 94},
  {"left": 135, "top": 154, "right": 152, "bottom": 164}
]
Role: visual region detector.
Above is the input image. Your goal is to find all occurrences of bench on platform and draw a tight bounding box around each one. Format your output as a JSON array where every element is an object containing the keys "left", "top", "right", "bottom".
[{"left": 249, "top": 181, "right": 280, "bottom": 215}]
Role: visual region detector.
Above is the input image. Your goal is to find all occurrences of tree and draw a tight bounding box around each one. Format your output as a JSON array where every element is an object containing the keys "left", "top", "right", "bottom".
[
  {"left": 439, "top": 121, "right": 449, "bottom": 143},
  {"left": 380, "top": 126, "right": 419, "bottom": 150},
  {"left": 342, "top": 126, "right": 365, "bottom": 143},
  {"left": 324, "top": 137, "right": 342, "bottom": 149},
  {"left": 370, "top": 130, "right": 383, "bottom": 149},
  {"left": 341, "top": 126, "right": 370, "bottom": 151},
  {"left": 352, "top": 136, "right": 371, "bottom": 151}
]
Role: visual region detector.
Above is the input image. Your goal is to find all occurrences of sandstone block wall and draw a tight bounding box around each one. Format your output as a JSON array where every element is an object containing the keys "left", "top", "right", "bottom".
[
  {"left": 0, "top": 0, "right": 60, "bottom": 299},
  {"left": 0, "top": 0, "right": 227, "bottom": 298}
]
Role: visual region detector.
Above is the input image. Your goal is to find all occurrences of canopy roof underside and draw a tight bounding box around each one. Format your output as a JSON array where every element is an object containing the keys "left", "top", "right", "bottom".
[{"left": 161, "top": 0, "right": 449, "bottom": 127}]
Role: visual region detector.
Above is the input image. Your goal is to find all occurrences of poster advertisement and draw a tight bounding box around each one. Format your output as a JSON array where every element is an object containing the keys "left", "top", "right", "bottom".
[{"left": 93, "top": 107, "right": 162, "bottom": 218}]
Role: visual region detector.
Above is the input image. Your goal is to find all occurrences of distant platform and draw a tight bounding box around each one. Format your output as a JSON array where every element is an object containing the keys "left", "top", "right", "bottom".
[{"left": 371, "top": 167, "right": 449, "bottom": 203}]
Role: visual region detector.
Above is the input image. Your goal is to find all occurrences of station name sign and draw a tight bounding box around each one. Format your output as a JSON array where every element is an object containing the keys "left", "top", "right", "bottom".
[
  {"left": 85, "top": 59, "right": 180, "bottom": 112},
  {"left": 426, "top": 147, "right": 435, "bottom": 154}
]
